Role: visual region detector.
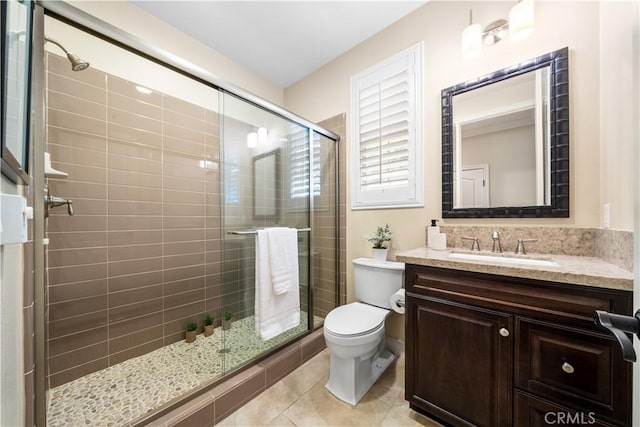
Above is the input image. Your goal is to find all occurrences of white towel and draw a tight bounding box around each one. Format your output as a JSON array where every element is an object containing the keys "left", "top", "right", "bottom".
[
  {"left": 255, "top": 229, "right": 300, "bottom": 340},
  {"left": 267, "top": 227, "right": 298, "bottom": 294}
]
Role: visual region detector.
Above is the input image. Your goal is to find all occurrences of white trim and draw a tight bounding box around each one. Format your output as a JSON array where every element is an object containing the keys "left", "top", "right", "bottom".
[
  {"left": 534, "top": 69, "right": 545, "bottom": 206},
  {"left": 350, "top": 42, "right": 424, "bottom": 210},
  {"left": 455, "top": 100, "right": 534, "bottom": 126}
]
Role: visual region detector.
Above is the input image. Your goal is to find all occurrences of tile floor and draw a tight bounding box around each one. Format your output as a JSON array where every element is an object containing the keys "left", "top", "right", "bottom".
[
  {"left": 47, "top": 314, "right": 315, "bottom": 427},
  {"left": 217, "top": 349, "right": 442, "bottom": 426}
]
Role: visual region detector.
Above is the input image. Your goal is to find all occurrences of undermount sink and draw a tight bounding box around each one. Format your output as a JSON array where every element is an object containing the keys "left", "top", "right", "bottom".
[{"left": 447, "top": 252, "right": 559, "bottom": 268}]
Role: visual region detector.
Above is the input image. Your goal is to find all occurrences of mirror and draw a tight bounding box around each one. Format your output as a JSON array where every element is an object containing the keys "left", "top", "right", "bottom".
[
  {"left": 1, "top": 0, "right": 33, "bottom": 184},
  {"left": 253, "top": 149, "right": 280, "bottom": 219},
  {"left": 442, "top": 47, "right": 569, "bottom": 218}
]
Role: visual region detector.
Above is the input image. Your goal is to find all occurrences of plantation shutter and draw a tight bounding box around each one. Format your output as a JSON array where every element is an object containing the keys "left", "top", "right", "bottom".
[
  {"left": 351, "top": 43, "right": 423, "bottom": 209},
  {"left": 359, "top": 69, "right": 410, "bottom": 190},
  {"left": 289, "top": 127, "right": 320, "bottom": 199}
]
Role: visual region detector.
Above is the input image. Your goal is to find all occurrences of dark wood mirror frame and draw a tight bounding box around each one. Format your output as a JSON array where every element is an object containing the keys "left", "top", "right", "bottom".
[{"left": 441, "top": 47, "right": 569, "bottom": 218}]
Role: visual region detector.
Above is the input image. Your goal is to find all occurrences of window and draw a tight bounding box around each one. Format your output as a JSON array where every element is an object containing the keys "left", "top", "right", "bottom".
[
  {"left": 289, "top": 126, "right": 320, "bottom": 199},
  {"left": 350, "top": 43, "right": 423, "bottom": 209}
]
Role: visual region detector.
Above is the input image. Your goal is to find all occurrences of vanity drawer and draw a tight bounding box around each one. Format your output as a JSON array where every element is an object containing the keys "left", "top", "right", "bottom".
[
  {"left": 514, "top": 391, "right": 614, "bottom": 427},
  {"left": 515, "top": 319, "right": 630, "bottom": 426},
  {"left": 406, "top": 265, "right": 631, "bottom": 330}
]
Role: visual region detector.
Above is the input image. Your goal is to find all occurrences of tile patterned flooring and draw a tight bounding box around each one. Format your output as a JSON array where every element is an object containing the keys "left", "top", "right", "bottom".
[
  {"left": 217, "top": 349, "right": 443, "bottom": 426},
  {"left": 47, "top": 314, "right": 313, "bottom": 427}
]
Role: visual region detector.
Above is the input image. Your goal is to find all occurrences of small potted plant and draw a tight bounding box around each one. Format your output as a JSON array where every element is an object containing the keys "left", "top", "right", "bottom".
[
  {"left": 367, "top": 224, "right": 392, "bottom": 262},
  {"left": 185, "top": 322, "right": 198, "bottom": 343},
  {"left": 203, "top": 314, "right": 214, "bottom": 337},
  {"left": 222, "top": 310, "right": 232, "bottom": 330}
]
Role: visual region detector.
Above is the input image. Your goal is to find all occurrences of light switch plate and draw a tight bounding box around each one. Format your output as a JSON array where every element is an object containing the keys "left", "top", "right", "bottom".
[{"left": 603, "top": 203, "right": 610, "bottom": 229}]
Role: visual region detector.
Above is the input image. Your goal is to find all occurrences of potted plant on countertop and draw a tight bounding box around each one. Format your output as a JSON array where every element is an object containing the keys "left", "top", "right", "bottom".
[
  {"left": 203, "top": 314, "right": 214, "bottom": 337},
  {"left": 185, "top": 322, "right": 198, "bottom": 343},
  {"left": 367, "top": 224, "right": 392, "bottom": 262},
  {"left": 222, "top": 310, "right": 232, "bottom": 330}
]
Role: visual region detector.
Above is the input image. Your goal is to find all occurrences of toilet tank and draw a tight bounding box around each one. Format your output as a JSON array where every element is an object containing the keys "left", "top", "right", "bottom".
[{"left": 353, "top": 258, "right": 405, "bottom": 309}]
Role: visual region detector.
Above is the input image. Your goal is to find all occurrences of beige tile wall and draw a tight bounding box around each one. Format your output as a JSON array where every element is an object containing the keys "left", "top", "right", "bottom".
[
  {"left": 44, "top": 54, "right": 342, "bottom": 388},
  {"left": 316, "top": 114, "right": 346, "bottom": 313},
  {"left": 45, "top": 53, "right": 221, "bottom": 387}
]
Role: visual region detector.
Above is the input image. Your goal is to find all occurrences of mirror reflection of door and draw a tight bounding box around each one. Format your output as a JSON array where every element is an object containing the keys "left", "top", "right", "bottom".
[{"left": 461, "top": 165, "right": 489, "bottom": 208}]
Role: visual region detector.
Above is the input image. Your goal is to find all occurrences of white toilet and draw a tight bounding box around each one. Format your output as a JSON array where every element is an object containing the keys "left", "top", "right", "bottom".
[{"left": 323, "top": 257, "right": 405, "bottom": 405}]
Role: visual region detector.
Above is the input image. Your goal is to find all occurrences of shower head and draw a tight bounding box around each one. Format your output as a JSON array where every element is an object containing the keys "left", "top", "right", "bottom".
[
  {"left": 44, "top": 36, "right": 90, "bottom": 72},
  {"left": 66, "top": 53, "right": 90, "bottom": 72}
]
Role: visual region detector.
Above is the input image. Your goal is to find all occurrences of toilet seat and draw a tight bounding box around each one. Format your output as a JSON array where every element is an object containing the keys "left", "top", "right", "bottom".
[{"left": 324, "top": 302, "right": 389, "bottom": 338}]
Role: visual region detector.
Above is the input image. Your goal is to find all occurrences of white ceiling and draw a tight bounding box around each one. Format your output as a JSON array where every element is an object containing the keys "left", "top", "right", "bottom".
[{"left": 130, "top": 1, "right": 428, "bottom": 88}]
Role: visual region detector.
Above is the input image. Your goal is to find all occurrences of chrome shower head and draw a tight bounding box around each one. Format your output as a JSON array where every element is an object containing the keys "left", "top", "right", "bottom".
[
  {"left": 45, "top": 36, "right": 90, "bottom": 72},
  {"left": 66, "top": 52, "right": 90, "bottom": 71}
]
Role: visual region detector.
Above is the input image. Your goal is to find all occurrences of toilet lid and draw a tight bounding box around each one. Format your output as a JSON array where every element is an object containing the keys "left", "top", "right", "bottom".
[{"left": 325, "top": 302, "right": 388, "bottom": 337}]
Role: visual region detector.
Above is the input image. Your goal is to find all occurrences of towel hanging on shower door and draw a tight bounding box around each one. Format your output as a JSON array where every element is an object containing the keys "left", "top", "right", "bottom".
[{"left": 255, "top": 228, "right": 300, "bottom": 340}]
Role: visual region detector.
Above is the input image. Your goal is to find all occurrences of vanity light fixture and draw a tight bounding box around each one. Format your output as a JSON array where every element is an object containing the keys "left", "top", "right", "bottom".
[
  {"left": 461, "top": 10, "right": 482, "bottom": 59},
  {"left": 462, "top": 0, "right": 534, "bottom": 59},
  {"left": 509, "top": 0, "right": 535, "bottom": 42}
]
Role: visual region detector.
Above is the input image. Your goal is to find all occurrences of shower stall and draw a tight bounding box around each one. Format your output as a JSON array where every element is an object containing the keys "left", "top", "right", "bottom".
[{"left": 34, "top": 4, "right": 339, "bottom": 426}]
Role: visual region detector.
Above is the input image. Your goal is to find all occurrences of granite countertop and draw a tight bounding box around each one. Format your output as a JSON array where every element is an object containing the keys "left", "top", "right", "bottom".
[{"left": 396, "top": 247, "right": 633, "bottom": 291}]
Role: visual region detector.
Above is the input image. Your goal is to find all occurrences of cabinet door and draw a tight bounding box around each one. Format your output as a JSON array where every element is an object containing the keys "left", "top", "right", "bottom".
[{"left": 406, "top": 296, "right": 513, "bottom": 427}]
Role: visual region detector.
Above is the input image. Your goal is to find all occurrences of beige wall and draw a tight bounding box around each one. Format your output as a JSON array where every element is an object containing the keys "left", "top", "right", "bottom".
[
  {"left": 66, "top": 0, "right": 284, "bottom": 106},
  {"left": 599, "top": 1, "right": 635, "bottom": 231},
  {"left": 284, "top": 1, "right": 636, "bottom": 340}
]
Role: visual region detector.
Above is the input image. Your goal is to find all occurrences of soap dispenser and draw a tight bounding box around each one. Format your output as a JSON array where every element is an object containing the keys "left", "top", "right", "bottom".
[
  {"left": 428, "top": 219, "right": 447, "bottom": 250},
  {"left": 427, "top": 219, "right": 440, "bottom": 248}
]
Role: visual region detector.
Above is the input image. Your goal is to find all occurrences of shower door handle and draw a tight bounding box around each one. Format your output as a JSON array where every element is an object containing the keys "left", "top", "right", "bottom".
[{"left": 45, "top": 194, "right": 74, "bottom": 217}]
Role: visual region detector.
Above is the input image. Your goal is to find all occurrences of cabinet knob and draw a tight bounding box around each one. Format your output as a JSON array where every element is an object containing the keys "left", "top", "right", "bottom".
[
  {"left": 499, "top": 328, "right": 510, "bottom": 337},
  {"left": 562, "top": 362, "right": 575, "bottom": 374}
]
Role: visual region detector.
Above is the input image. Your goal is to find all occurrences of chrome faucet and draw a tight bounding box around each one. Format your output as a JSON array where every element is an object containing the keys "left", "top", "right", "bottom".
[
  {"left": 491, "top": 231, "right": 502, "bottom": 253},
  {"left": 515, "top": 238, "right": 537, "bottom": 255},
  {"left": 462, "top": 236, "right": 480, "bottom": 251}
]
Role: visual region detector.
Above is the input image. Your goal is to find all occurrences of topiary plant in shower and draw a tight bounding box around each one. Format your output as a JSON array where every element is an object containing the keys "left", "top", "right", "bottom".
[
  {"left": 185, "top": 322, "right": 198, "bottom": 343},
  {"left": 203, "top": 314, "right": 214, "bottom": 337},
  {"left": 222, "top": 310, "right": 232, "bottom": 330}
]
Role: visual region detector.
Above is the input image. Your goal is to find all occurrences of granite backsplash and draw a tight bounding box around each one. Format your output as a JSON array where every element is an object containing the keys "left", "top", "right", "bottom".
[{"left": 426, "top": 226, "right": 633, "bottom": 272}]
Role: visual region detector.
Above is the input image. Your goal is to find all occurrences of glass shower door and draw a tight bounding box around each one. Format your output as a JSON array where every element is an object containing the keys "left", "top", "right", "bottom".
[{"left": 219, "top": 92, "right": 312, "bottom": 374}]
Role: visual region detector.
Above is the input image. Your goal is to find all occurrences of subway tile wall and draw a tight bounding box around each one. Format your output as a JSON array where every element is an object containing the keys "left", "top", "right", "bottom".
[
  {"left": 44, "top": 53, "right": 342, "bottom": 389},
  {"left": 317, "top": 114, "right": 346, "bottom": 310},
  {"left": 45, "top": 53, "right": 221, "bottom": 387}
]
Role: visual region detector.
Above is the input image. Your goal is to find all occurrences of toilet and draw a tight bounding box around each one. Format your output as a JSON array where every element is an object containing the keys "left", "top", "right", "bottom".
[{"left": 323, "top": 257, "right": 405, "bottom": 405}]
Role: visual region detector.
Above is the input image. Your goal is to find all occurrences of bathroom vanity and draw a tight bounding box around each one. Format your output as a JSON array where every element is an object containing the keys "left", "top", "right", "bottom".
[{"left": 397, "top": 248, "right": 633, "bottom": 427}]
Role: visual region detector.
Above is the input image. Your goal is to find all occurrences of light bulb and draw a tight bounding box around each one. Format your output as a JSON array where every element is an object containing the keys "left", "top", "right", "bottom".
[
  {"left": 247, "top": 132, "right": 258, "bottom": 148},
  {"left": 462, "top": 23, "right": 482, "bottom": 59},
  {"left": 509, "top": 0, "right": 534, "bottom": 43}
]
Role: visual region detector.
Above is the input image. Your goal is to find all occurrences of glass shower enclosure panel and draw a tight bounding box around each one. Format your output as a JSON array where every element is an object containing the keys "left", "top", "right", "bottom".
[
  {"left": 219, "top": 92, "right": 311, "bottom": 374},
  {"left": 311, "top": 132, "right": 338, "bottom": 328}
]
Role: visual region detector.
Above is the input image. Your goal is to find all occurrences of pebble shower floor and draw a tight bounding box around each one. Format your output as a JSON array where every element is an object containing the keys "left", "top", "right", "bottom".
[{"left": 47, "top": 314, "right": 316, "bottom": 426}]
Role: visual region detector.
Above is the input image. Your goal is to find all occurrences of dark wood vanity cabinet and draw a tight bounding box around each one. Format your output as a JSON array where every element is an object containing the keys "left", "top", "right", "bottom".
[{"left": 405, "top": 264, "right": 633, "bottom": 427}]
